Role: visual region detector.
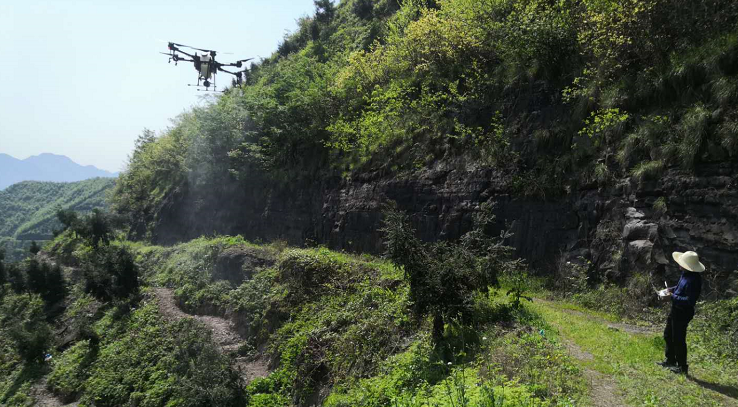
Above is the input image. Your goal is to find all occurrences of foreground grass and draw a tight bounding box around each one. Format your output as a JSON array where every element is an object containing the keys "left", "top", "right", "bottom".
[
  {"left": 134, "top": 236, "right": 589, "bottom": 406},
  {"left": 4, "top": 234, "right": 734, "bottom": 407},
  {"left": 530, "top": 300, "right": 738, "bottom": 407}
]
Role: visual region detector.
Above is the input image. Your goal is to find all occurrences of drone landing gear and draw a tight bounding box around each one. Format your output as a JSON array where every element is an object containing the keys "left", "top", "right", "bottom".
[{"left": 187, "top": 84, "right": 223, "bottom": 92}]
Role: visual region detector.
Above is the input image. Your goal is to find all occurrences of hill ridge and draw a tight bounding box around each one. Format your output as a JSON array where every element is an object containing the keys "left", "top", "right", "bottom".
[{"left": 0, "top": 153, "right": 117, "bottom": 190}]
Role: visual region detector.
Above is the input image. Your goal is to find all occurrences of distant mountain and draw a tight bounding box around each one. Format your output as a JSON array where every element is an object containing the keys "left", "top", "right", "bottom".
[
  {"left": 0, "top": 153, "right": 117, "bottom": 190},
  {"left": 0, "top": 178, "right": 115, "bottom": 261}
]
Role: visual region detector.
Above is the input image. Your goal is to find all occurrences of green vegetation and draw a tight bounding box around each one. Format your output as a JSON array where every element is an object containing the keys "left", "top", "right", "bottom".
[
  {"left": 81, "top": 305, "right": 244, "bottom": 407},
  {"left": 133, "top": 236, "right": 586, "bottom": 407},
  {"left": 530, "top": 299, "right": 738, "bottom": 407},
  {"left": 2, "top": 224, "right": 737, "bottom": 406},
  {"left": 2, "top": 1, "right": 738, "bottom": 406},
  {"left": 3, "top": 224, "right": 592, "bottom": 406},
  {"left": 0, "top": 178, "right": 114, "bottom": 261},
  {"left": 113, "top": 0, "right": 738, "bottom": 233},
  {"left": 383, "top": 204, "right": 522, "bottom": 341}
]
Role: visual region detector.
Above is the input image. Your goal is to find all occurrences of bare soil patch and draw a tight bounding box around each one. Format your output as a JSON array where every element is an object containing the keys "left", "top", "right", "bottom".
[{"left": 29, "top": 378, "right": 78, "bottom": 407}]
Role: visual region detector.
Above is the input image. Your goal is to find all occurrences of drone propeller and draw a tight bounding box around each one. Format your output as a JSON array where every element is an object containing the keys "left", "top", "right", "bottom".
[{"left": 170, "top": 42, "right": 215, "bottom": 53}]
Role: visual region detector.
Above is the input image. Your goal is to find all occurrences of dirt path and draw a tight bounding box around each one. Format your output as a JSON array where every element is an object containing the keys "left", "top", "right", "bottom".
[
  {"left": 533, "top": 299, "right": 630, "bottom": 406},
  {"left": 152, "top": 287, "right": 269, "bottom": 384},
  {"left": 29, "top": 378, "right": 78, "bottom": 407},
  {"left": 558, "top": 335, "right": 628, "bottom": 407}
]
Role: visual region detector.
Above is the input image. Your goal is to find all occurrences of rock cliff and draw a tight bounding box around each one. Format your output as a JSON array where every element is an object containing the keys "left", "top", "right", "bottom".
[{"left": 155, "top": 161, "right": 738, "bottom": 296}]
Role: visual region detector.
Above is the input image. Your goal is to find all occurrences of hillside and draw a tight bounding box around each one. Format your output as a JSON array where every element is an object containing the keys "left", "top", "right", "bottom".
[
  {"left": 112, "top": 0, "right": 738, "bottom": 293},
  {"left": 1, "top": 234, "right": 736, "bottom": 406},
  {"left": 1, "top": 0, "right": 737, "bottom": 406},
  {"left": 0, "top": 178, "right": 115, "bottom": 261},
  {"left": 0, "top": 153, "right": 117, "bottom": 190}
]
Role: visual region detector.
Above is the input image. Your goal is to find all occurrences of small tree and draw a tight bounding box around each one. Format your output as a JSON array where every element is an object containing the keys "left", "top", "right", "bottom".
[
  {"left": 83, "top": 245, "right": 139, "bottom": 302},
  {"left": 45, "top": 263, "right": 65, "bottom": 304},
  {"left": 57, "top": 208, "right": 115, "bottom": 248},
  {"left": 26, "top": 258, "right": 45, "bottom": 295},
  {"left": 314, "top": 0, "right": 336, "bottom": 24},
  {"left": 87, "top": 209, "right": 113, "bottom": 248},
  {"left": 0, "top": 249, "right": 6, "bottom": 287},
  {"left": 29, "top": 241, "right": 41, "bottom": 255},
  {"left": 24, "top": 259, "right": 66, "bottom": 305},
  {"left": 382, "top": 204, "right": 517, "bottom": 342},
  {"left": 56, "top": 208, "right": 80, "bottom": 234},
  {"left": 7, "top": 263, "right": 26, "bottom": 293}
]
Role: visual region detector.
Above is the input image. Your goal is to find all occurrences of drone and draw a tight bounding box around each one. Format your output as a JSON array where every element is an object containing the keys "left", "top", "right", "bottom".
[{"left": 161, "top": 42, "right": 253, "bottom": 91}]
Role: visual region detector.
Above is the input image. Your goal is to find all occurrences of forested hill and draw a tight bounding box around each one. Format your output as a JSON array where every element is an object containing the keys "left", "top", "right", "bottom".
[
  {"left": 0, "top": 153, "right": 117, "bottom": 190},
  {"left": 113, "top": 0, "right": 738, "bottom": 288},
  {"left": 0, "top": 178, "right": 114, "bottom": 260}
]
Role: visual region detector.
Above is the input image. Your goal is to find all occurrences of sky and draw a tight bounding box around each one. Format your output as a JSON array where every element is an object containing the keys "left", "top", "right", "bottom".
[{"left": 0, "top": 0, "right": 318, "bottom": 172}]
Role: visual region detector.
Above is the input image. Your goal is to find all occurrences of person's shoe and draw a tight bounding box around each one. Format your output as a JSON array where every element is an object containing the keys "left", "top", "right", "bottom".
[
  {"left": 669, "top": 365, "right": 688, "bottom": 375},
  {"left": 657, "top": 360, "right": 676, "bottom": 368}
]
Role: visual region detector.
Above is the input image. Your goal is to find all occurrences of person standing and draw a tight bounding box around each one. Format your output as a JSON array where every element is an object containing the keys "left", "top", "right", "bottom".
[{"left": 657, "top": 251, "right": 704, "bottom": 375}]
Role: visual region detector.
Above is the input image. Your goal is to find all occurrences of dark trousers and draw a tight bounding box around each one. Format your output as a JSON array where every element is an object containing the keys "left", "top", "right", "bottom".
[{"left": 664, "top": 306, "right": 695, "bottom": 367}]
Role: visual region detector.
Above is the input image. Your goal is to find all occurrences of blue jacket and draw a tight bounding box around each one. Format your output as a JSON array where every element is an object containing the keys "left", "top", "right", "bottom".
[{"left": 669, "top": 271, "right": 702, "bottom": 310}]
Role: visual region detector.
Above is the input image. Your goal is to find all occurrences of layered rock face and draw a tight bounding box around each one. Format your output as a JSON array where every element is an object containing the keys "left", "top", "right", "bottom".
[{"left": 156, "top": 162, "right": 738, "bottom": 296}]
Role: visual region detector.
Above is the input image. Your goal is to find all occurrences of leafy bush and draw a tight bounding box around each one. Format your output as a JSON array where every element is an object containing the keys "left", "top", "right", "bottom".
[
  {"left": 383, "top": 204, "right": 521, "bottom": 341},
  {"left": 691, "top": 297, "right": 738, "bottom": 361},
  {"left": 262, "top": 248, "right": 410, "bottom": 403},
  {"left": 81, "top": 244, "right": 139, "bottom": 302},
  {"left": 24, "top": 258, "right": 65, "bottom": 305},
  {"left": 277, "top": 248, "right": 357, "bottom": 305},
  {"left": 142, "top": 236, "right": 273, "bottom": 315},
  {"left": 82, "top": 305, "right": 244, "bottom": 407},
  {"left": 48, "top": 339, "right": 96, "bottom": 402},
  {"left": 5, "top": 263, "right": 25, "bottom": 293},
  {"left": 0, "top": 292, "right": 52, "bottom": 363}
]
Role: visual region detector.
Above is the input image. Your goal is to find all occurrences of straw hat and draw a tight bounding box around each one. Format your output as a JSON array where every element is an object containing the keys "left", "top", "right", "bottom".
[{"left": 672, "top": 251, "right": 705, "bottom": 273}]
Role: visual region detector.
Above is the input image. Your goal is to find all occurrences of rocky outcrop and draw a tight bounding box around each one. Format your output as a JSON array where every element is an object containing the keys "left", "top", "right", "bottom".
[
  {"left": 154, "top": 161, "right": 738, "bottom": 297},
  {"left": 213, "top": 246, "right": 275, "bottom": 286}
]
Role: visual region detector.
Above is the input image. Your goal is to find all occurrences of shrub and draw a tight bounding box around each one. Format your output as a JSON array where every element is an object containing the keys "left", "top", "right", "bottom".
[
  {"left": 48, "top": 340, "right": 96, "bottom": 402},
  {"left": 653, "top": 197, "right": 667, "bottom": 214},
  {"left": 5, "top": 263, "right": 25, "bottom": 293},
  {"left": 28, "top": 241, "right": 40, "bottom": 255},
  {"left": 82, "top": 305, "right": 244, "bottom": 407},
  {"left": 24, "top": 259, "right": 65, "bottom": 305},
  {"left": 0, "top": 292, "right": 52, "bottom": 363},
  {"left": 0, "top": 249, "right": 5, "bottom": 287},
  {"left": 673, "top": 104, "right": 711, "bottom": 167},
  {"left": 692, "top": 297, "right": 738, "bottom": 360},
  {"left": 383, "top": 204, "right": 519, "bottom": 341},
  {"left": 277, "top": 248, "right": 351, "bottom": 305},
  {"left": 630, "top": 159, "right": 665, "bottom": 182},
  {"left": 82, "top": 245, "right": 139, "bottom": 302},
  {"left": 58, "top": 208, "right": 117, "bottom": 249}
]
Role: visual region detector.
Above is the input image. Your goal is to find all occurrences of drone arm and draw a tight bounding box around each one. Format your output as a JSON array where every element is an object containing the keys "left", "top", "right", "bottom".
[
  {"left": 217, "top": 67, "right": 240, "bottom": 77},
  {"left": 170, "top": 46, "right": 197, "bottom": 59},
  {"left": 222, "top": 58, "right": 254, "bottom": 68}
]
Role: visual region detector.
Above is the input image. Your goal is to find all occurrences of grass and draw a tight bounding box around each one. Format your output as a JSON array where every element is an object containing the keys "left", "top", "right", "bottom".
[
  {"left": 630, "top": 159, "right": 665, "bottom": 182},
  {"left": 529, "top": 299, "right": 738, "bottom": 407},
  {"left": 6, "top": 233, "right": 737, "bottom": 407}
]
